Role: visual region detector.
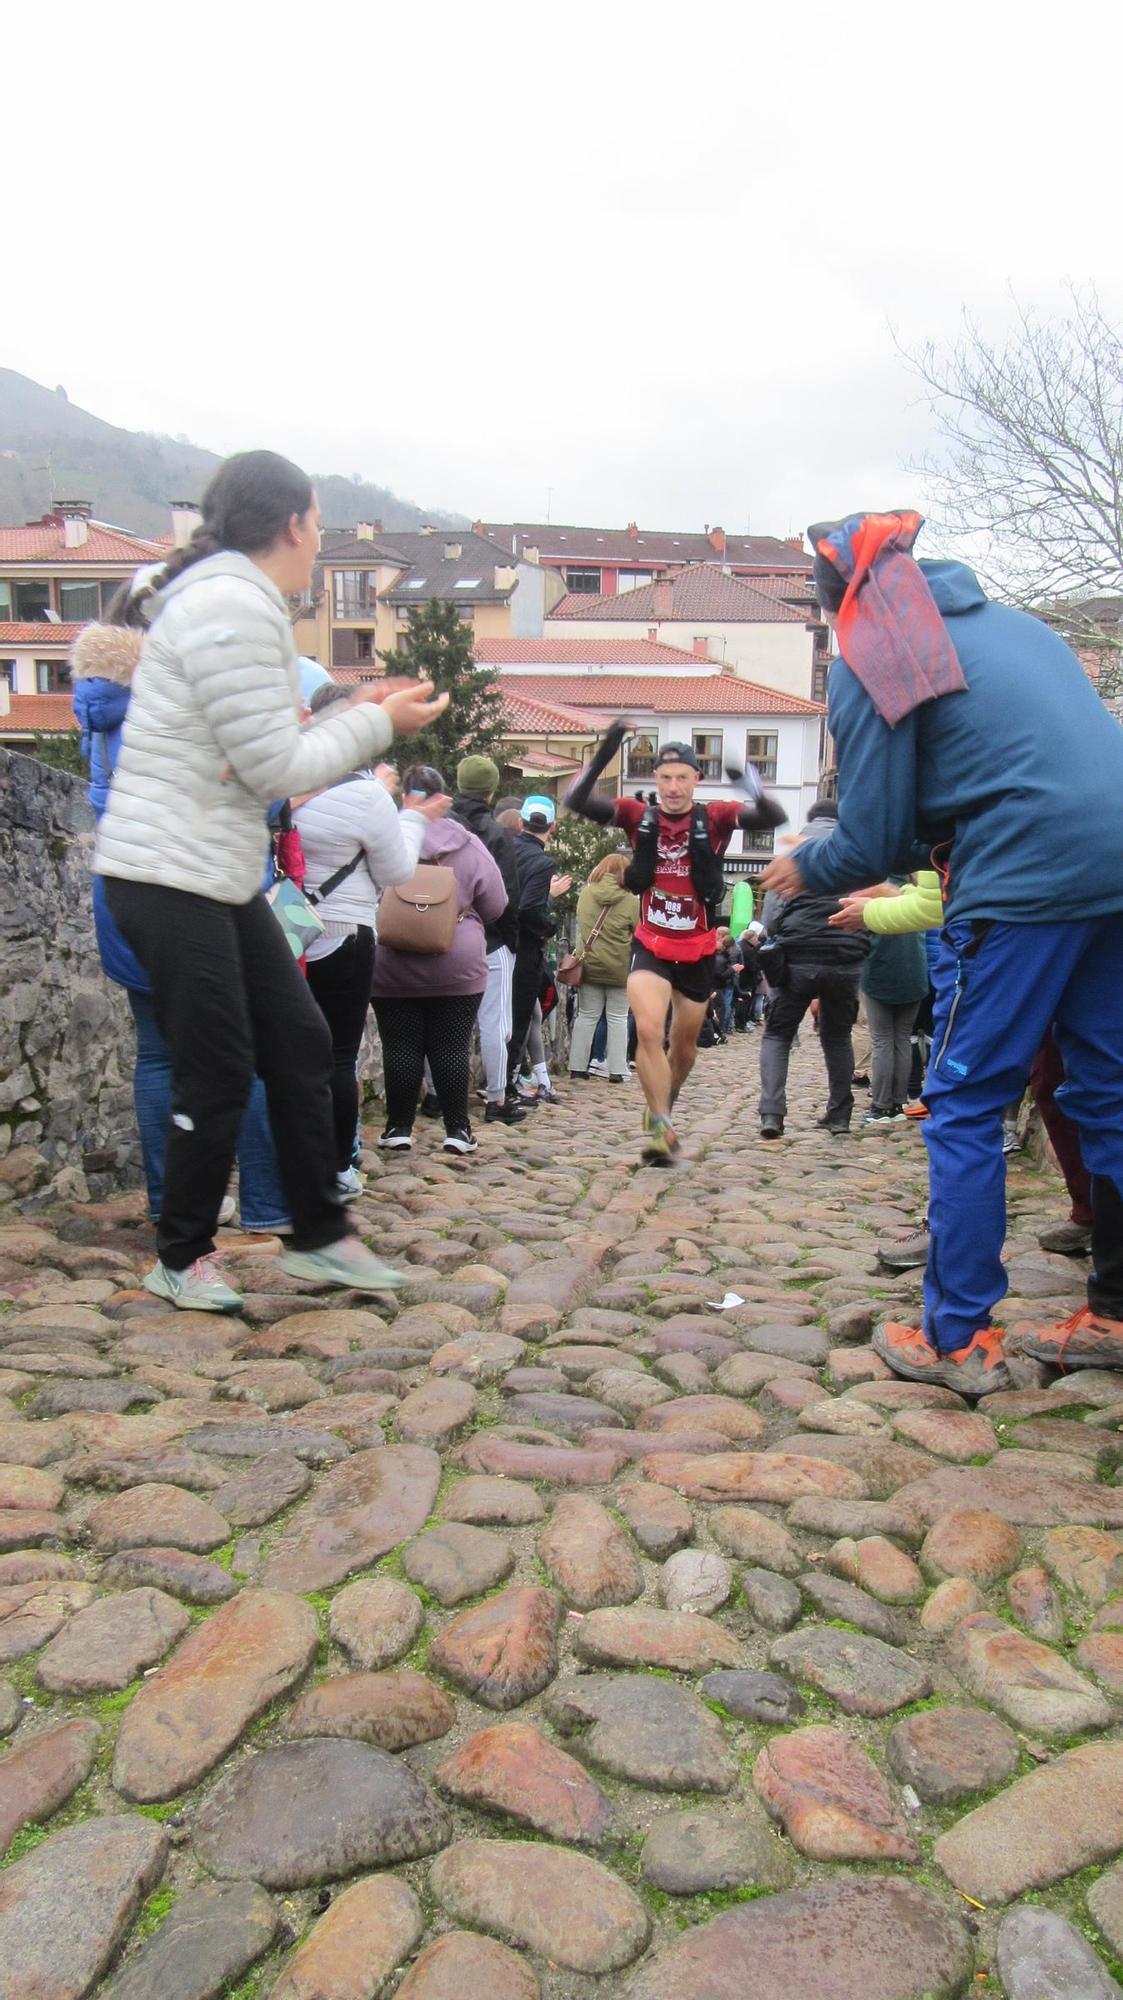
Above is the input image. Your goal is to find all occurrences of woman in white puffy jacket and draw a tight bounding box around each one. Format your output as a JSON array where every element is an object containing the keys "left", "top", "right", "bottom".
[
  {"left": 294, "top": 695, "right": 449, "bottom": 1197},
  {"left": 96, "top": 448, "right": 448, "bottom": 1312}
]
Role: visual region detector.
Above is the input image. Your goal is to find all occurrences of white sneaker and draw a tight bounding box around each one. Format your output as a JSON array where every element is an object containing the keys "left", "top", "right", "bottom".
[
  {"left": 281, "top": 1237, "right": 404, "bottom": 1292},
  {"left": 217, "top": 1195, "right": 237, "bottom": 1227},
  {"left": 442, "top": 1126, "right": 479, "bottom": 1154},
  {"left": 379, "top": 1127, "right": 413, "bottom": 1150},
  {"left": 335, "top": 1166, "right": 364, "bottom": 1201},
  {"left": 143, "top": 1256, "right": 244, "bottom": 1314},
  {"left": 587, "top": 1058, "right": 609, "bottom": 1077}
]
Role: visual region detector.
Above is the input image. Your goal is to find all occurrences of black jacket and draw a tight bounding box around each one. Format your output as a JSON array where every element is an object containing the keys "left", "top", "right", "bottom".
[
  {"left": 512, "top": 830, "right": 557, "bottom": 943},
  {"left": 450, "top": 793, "right": 518, "bottom": 952}
]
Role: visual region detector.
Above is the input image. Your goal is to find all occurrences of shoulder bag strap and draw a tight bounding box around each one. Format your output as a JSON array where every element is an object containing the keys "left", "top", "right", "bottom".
[
  {"left": 576, "top": 900, "right": 612, "bottom": 961},
  {"left": 306, "top": 849, "right": 366, "bottom": 907}
]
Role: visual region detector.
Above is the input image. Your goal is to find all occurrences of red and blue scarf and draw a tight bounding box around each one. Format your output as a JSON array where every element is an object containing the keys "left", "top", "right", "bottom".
[{"left": 813, "top": 511, "right": 967, "bottom": 726}]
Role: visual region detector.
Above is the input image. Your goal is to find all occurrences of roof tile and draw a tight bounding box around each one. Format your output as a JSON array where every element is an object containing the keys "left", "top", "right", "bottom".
[
  {"left": 1, "top": 695, "right": 77, "bottom": 731},
  {"left": 549, "top": 566, "right": 807, "bottom": 624},
  {"left": 501, "top": 672, "right": 823, "bottom": 718},
  {"left": 0, "top": 524, "right": 167, "bottom": 564}
]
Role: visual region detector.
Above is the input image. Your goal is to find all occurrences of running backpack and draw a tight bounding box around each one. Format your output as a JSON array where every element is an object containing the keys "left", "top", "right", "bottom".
[{"left": 623, "top": 801, "right": 728, "bottom": 922}]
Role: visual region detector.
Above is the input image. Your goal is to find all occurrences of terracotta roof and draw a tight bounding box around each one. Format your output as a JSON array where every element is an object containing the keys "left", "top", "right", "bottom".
[
  {"left": 479, "top": 521, "right": 812, "bottom": 572},
  {"left": 0, "top": 623, "right": 83, "bottom": 645},
  {"left": 476, "top": 637, "right": 707, "bottom": 668},
  {"left": 0, "top": 695, "right": 77, "bottom": 732},
  {"left": 501, "top": 672, "right": 823, "bottom": 718},
  {"left": 328, "top": 667, "right": 384, "bottom": 686},
  {"left": 549, "top": 566, "right": 807, "bottom": 625},
  {"left": 499, "top": 687, "right": 603, "bottom": 734},
  {"left": 0, "top": 524, "right": 167, "bottom": 564},
  {"left": 506, "top": 748, "right": 583, "bottom": 775}
]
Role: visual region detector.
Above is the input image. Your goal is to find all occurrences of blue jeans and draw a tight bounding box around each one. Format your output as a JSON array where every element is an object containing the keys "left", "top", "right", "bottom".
[
  {"left": 922, "top": 916, "right": 1123, "bottom": 1353},
  {"left": 127, "top": 990, "right": 289, "bottom": 1230}
]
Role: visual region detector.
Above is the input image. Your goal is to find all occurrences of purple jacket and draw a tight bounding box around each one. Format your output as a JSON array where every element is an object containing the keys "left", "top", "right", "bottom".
[{"left": 370, "top": 815, "right": 508, "bottom": 998}]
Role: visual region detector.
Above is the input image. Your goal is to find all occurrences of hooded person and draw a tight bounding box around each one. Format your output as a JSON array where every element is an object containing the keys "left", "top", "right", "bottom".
[
  {"left": 449, "top": 755, "right": 523, "bottom": 1123},
  {"left": 756, "top": 797, "right": 870, "bottom": 1139},
  {"left": 760, "top": 507, "right": 1123, "bottom": 1394},
  {"left": 70, "top": 603, "right": 290, "bottom": 1236}
]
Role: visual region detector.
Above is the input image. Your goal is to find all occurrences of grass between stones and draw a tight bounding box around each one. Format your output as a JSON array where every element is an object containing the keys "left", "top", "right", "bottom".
[{"left": 133, "top": 1883, "right": 176, "bottom": 1938}]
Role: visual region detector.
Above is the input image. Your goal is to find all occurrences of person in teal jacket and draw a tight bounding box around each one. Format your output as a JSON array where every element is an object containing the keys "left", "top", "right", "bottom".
[{"left": 762, "top": 510, "right": 1123, "bottom": 1396}]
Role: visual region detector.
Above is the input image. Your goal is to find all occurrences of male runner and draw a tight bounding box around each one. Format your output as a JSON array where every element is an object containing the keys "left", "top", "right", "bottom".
[{"left": 566, "top": 727, "right": 785, "bottom": 1161}]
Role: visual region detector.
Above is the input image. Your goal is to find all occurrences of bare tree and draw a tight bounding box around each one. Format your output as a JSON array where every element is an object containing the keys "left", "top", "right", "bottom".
[{"left": 904, "top": 287, "right": 1123, "bottom": 698}]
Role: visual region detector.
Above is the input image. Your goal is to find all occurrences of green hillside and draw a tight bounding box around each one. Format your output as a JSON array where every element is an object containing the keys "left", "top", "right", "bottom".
[{"left": 0, "top": 370, "right": 465, "bottom": 537}]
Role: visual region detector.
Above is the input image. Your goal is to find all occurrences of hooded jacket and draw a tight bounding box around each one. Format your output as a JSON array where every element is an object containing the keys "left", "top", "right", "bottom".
[
  {"left": 799, "top": 561, "right": 1123, "bottom": 922},
  {"left": 762, "top": 818, "right": 869, "bottom": 971},
  {"left": 370, "top": 816, "right": 508, "bottom": 999},
  {"left": 70, "top": 623, "right": 144, "bottom": 816},
  {"left": 512, "top": 829, "right": 557, "bottom": 942},
  {"left": 450, "top": 792, "right": 519, "bottom": 953},
  {"left": 575, "top": 876, "right": 639, "bottom": 987},
  {"left": 94, "top": 552, "right": 394, "bottom": 903}
]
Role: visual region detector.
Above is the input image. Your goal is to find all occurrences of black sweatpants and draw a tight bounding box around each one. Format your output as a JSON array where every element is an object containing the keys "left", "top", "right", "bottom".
[
  {"left": 506, "top": 933, "right": 545, "bottom": 1090},
  {"left": 106, "top": 879, "right": 348, "bottom": 1270},
  {"left": 372, "top": 993, "right": 482, "bottom": 1134},
  {"left": 305, "top": 928, "right": 376, "bottom": 1172}
]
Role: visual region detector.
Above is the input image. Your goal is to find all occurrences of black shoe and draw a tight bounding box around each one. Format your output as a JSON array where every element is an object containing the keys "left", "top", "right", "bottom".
[
  {"left": 609, "top": 1074, "right": 625, "bottom": 1083},
  {"left": 506, "top": 1089, "right": 535, "bottom": 1114},
  {"left": 852, "top": 1072, "right": 870, "bottom": 1088},
  {"left": 816, "top": 1112, "right": 851, "bottom": 1134},
  {"left": 485, "top": 1099, "right": 528, "bottom": 1124},
  {"left": 760, "top": 1118, "right": 784, "bottom": 1140},
  {"left": 443, "top": 1126, "right": 479, "bottom": 1154},
  {"left": 379, "top": 1126, "right": 413, "bottom": 1150},
  {"left": 419, "top": 1092, "right": 442, "bottom": 1120}
]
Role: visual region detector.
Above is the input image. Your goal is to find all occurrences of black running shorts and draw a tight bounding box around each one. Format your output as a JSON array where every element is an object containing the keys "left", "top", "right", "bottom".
[{"left": 629, "top": 941, "right": 715, "bottom": 1004}]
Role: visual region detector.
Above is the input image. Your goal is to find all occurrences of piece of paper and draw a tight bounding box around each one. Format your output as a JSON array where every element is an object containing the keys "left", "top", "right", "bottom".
[{"left": 706, "top": 1292, "right": 746, "bottom": 1311}]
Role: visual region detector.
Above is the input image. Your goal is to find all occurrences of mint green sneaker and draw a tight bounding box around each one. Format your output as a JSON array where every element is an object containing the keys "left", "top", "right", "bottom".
[
  {"left": 143, "top": 1256, "right": 244, "bottom": 1314},
  {"left": 281, "top": 1237, "right": 404, "bottom": 1293}
]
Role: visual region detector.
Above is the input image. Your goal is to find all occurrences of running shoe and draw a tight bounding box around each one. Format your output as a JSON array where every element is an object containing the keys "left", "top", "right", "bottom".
[
  {"left": 336, "top": 1166, "right": 364, "bottom": 1201},
  {"left": 419, "top": 1092, "right": 442, "bottom": 1120},
  {"left": 378, "top": 1127, "right": 413, "bottom": 1150},
  {"left": 641, "top": 1111, "right": 679, "bottom": 1164},
  {"left": 485, "top": 1099, "right": 528, "bottom": 1124},
  {"left": 143, "top": 1256, "right": 244, "bottom": 1314},
  {"left": 873, "top": 1321, "right": 1011, "bottom": 1395},
  {"left": 876, "top": 1223, "right": 930, "bottom": 1270},
  {"left": 281, "top": 1237, "right": 404, "bottom": 1292},
  {"left": 217, "top": 1195, "right": 237, "bottom": 1227},
  {"left": 903, "top": 1100, "right": 930, "bottom": 1121},
  {"left": 1036, "top": 1220, "right": 1093, "bottom": 1257},
  {"left": 1020, "top": 1306, "right": 1123, "bottom": 1372},
  {"left": 443, "top": 1127, "right": 479, "bottom": 1154}
]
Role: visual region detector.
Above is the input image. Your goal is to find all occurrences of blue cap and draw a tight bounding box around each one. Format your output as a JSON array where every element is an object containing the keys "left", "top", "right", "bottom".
[
  {"left": 298, "top": 657, "right": 333, "bottom": 704},
  {"left": 521, "top": 794, "right": 556, "bottom": 829}
]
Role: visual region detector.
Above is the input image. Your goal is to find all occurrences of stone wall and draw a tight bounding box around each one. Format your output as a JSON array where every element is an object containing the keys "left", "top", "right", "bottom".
[{"left": 0, "top": 746, "right": 137, "bottom": 1204}]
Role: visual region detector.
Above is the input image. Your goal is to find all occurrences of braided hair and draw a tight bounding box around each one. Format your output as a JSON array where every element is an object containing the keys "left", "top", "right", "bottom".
[{"left": 107, "top": 449, "right": 315, "bottom": 627}]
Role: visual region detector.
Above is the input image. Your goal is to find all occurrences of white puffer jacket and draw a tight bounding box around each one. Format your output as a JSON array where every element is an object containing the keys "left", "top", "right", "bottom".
[
  {"left": 295, "top": 776, "right": 426, "bottom": 950},
  {"left": 95, "top": 552, "right": 394, "bottom": 904}
]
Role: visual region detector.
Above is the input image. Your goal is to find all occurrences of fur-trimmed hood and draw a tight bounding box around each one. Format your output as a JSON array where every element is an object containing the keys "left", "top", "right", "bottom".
[{"left": 69, "top": 621, "right": 144, "bottom": 684}]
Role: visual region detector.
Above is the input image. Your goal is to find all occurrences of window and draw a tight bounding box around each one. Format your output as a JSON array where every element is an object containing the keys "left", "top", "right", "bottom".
[
  {"left": 332, "top": 569, "right": 375, "bottom": 618},
  {"left": 59, "top": 581, "right": 100, "bottom": 623},
  {"left": 36, "top": 659, "right": 71, "bottom": 693},
  {"left": 356, "top": 631, "right": 374, "bottom": 661},
  {"left": 745, "top": 731, "right": 778, "bottom": 781},
  {"left": 564, "top": 566, "right": 601, "bottom": 594},
  {"left": 626, "top": 730, "right": 658, "bottom": 778},
  {"left": 692, "top": 731, "right": 723, "bottom": 779},
  {"left": 0, "top": 583, "right": 11, "bottom": 619},
  {"left": 13, "top": 581, "right": 49, "bottom": 622},
  {"left": 100, "top": 581, "right": 123, "bottom": 618},
  {"left": 617, "top": 570, "right": 653, "bottom": 594},
  {"left": 0, "top": 661, "right": 14, "bottom": 692},
  {"left": 812, "top": 659, "right": 829, "bottom": 705},
  {"left": 743, "top": 827, "right": 775, "bottom": 854}
]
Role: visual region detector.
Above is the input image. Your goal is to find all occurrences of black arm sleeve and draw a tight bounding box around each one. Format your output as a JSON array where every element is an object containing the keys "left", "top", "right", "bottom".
[
  {"left": 737, "top": 792, "right": 789, "bottom": 833},
  {"left": 564, "top": 720, "right": 628, "bottom": 825}
]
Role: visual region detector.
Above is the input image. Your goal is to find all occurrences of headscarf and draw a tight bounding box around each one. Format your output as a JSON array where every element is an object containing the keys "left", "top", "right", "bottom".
[{"left": 808, "top": 511, "right": 967, "bottom": 726}]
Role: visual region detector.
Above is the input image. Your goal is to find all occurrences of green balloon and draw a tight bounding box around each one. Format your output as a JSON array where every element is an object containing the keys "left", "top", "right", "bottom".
[{"left": 729, "top": 880, "right": 755, "bottom": 933}]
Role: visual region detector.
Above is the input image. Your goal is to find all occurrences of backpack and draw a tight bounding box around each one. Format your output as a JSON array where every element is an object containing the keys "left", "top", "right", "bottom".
[
  {"left": 377, "top": 863, "right": 460, "bottom": 953},
  {"left": 624, "top": 801, "right": 728, "bottom": 923}
]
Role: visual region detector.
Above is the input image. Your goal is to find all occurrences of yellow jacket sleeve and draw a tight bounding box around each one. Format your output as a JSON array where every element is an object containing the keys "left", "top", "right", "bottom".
[{"left": 863, "top": 870, "right": 944, "bottom": 934}]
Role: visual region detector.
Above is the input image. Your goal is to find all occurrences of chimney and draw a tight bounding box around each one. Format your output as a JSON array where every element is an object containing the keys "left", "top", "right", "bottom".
[
  {"left": 59, "top": 500, "right": 90, "bottom": 549},
  {"left": 494, "top": 565, "right": 517, "bottom": 594},
  {"left": 355, "top": 521, "right": 375, "bottom": 542},
  {"left": 627, "top": 521, "right": 639, "bottom": 538},
  {"left": 419, "top": 524, "right": 436, "bottom": 536},
  {"left": 444, "top": 541, "right": 463, "bottom": 562},
  {"left": 653, "top": 577, "right": 674, "bottom": 619},
  {"left": 785, "top": 535, "right": 804, "bottom": 549},
  {"left": 523, "top": 545, "right": 540, "bottom": 565},
  {"left": 692, "top": 636, "right": 711, "bottom": 659},
  {"left": 472, "top": 520, "right": 486, "bottom": 536},
  {"left": 170, "top": 500, "right": 202, "bottom": 549},
  {"left": 708, "top": 525, "right": 726, "bottom": 556}
]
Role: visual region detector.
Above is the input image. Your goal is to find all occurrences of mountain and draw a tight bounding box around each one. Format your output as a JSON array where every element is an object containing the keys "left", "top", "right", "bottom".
[{"left": 0, "top": 370, "right": 466, "bottom": 537}]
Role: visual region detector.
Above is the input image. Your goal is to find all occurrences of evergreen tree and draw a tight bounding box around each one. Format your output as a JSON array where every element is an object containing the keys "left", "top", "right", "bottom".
[
  {"left": 548, "top": 809, "right": 628, "bottom": 921},
  {"left": 381, "top": 599, "right": 507, "bottom": 779}
]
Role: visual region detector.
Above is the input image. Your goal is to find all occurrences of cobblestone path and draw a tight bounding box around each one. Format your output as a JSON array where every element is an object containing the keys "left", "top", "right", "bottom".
[{"left": 0, "top": 1037, "right": 1121, "bottom": 1999}]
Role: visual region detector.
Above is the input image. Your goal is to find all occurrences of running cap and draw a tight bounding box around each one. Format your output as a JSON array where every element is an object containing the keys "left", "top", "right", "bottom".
[
  {"left": 520, "top": 794, "right": 556, "bottom": 829},
  {"left": 653, "top": 741, "right": 701, "bottom": 771}
]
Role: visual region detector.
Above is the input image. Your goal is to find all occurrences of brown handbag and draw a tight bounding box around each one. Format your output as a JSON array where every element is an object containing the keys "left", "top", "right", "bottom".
[
  {"left": 556, "top": 902, "right": 611, "bottom": 987},
  {"left": 376, "top": 863, "right": 460, "bottom": 953}
]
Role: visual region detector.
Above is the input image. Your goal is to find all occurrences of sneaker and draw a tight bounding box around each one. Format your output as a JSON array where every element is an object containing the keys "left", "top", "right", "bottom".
[
  {"left": 507, "top": 1089, "right": 536, "bottom": 1114},
  {"left": 760, "top": 1117, "right": 784, "bottom": 1140},
  {"left": 378, "top": 1127, "right": 413, "bottom": 1150},
  {"left": 587, "top": 1059, "right": 609, "bottom": 1078},
  {"left": 485, "top": 1098, "right": 528, "bottom": 1125},
  {"left": 871, "top": 1321, "right": 943, "bottom": 1381},
  {"left": 877, "top": 1223, "right": 930, "bottom": 1270},
  {"left": 935, "top": 1329, "right": 1013, "bottom": 1397},
  {"left": 816, "top": 1112, "right": 851, "bottom": 1135},
  {"left": 419, "top": 1092, "right": 442, "bottom": 1120},
  {"left": 903, "top": 1100, "right": 930, "bottom": 1120},
  {"left": 443, "top": 1126, "right": 479, "bottom": 1154},
  {"left": 1020, "top": 1306, "right": 1123, "bottom": 1372},
  {"left": 281, "top": 1237, "right": 404, "bottom": 1292},
  {"left": 851, "top": 1072, "right": 870, "bottom": 1087},
  {"left": 1002, "top": 1121, "right": 1021, "bottom": 1155},
  {"left": 217, "top": 1195, "right": 237, "bottom": 1227},
  {"left": 534, "top": 1083, "right": 564, "bottom": 1105},
  {"left": 143, "top": 1256, "right": 244, "bottom": 1314},
  {"left": 335, "top": 1166, "right": 364, "bottom": 1202},
  {"left": 640, "top": 1112, "right": 679, "bottom": 1165},
  {"left": 862, "top": 1109, "right": 904, "bottom": 1127},
  {"left": 1036, "top": 1219, "right": 1093, "bottom": 1257}
]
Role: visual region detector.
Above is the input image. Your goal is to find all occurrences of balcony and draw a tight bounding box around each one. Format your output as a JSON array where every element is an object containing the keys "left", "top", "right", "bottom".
[{"left": 333, "top": 594, "right": 378, "bottom": 622}]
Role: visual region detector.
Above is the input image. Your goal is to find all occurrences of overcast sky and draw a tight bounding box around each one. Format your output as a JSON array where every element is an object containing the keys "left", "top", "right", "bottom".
[{"left": 7, "top": 0, "right": 1121, "bottom": 543}]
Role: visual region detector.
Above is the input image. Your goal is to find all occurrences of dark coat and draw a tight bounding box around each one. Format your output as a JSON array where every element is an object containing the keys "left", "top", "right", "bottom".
[{"left": 450, "top": 792, "right": 519, "bottom": 952}]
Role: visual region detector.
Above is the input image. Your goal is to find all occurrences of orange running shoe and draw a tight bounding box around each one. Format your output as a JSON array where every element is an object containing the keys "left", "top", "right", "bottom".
[
  {"left": 903, "top": 1101, "right": 930, "bottom": 1120},
  {"left": 873, "top": 1321, "right": 1011, "bottom": 1395},
  {"left": 1020, "top": 1306, "right": 1123, "bottom": 1373},
  {"left": 871, "top": 1322, "right": 942, "bottom": 1381}
]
